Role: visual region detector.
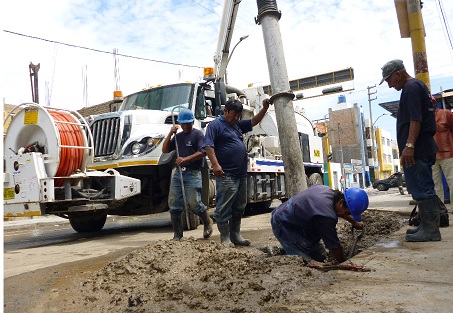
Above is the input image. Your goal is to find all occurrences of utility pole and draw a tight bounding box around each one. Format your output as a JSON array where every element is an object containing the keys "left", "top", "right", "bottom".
[
  {"left": 255, "top": 0, "right": 307, "bottom": 196},
  {"left": 367, "top": 85, "right": 377, "bottom": 182},
  {"left": 29, "top": 62, "right": 40, "bottom": 104},
  {"left": 394, "top": 0, "right": 431, "bottom": 91},
  {"left": 338, "top": 122, "right": 345, "bottom": 180}
]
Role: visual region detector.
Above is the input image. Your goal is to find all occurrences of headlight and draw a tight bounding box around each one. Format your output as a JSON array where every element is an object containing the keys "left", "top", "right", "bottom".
[
  {"left": 131, "top": 142, "right": 141, "bottom": 155},
  {"left": 146, "top": 138, "right": 154, "bottom": 146}
]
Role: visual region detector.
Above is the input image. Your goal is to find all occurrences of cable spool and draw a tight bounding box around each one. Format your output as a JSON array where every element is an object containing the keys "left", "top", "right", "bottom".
[
  {"left": 49, "top": 111, "right": 85, "bottom": 186},
  {"left": 4, "top": 103, "right": 91, "bottom": 187}
]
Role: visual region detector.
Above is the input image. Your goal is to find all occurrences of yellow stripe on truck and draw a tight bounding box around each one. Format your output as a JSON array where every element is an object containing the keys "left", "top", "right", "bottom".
[{"left": 88, "top": 160, "right": 159, "bottom": 170}]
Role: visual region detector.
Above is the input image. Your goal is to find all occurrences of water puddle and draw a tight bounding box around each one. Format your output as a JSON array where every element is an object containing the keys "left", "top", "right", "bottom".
[{"left": 375, "top": 240, "right": 399, "bottom": 248}]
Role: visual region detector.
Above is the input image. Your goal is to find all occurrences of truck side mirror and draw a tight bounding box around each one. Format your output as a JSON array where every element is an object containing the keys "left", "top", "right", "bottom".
[{"left": 213, "top": 81, "right": 227, "bottom": 114}]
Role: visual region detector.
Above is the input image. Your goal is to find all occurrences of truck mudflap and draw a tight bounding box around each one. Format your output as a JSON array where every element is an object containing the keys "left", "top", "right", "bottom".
[{"left": 3, "top": 152, "right": 141, "bottom": 217}]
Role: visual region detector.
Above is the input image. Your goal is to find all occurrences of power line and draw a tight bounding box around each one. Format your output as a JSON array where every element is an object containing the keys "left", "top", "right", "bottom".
[
  {"left": 3, "top": 30, "right": 204, "bottom": 69},
  {"left": 436, "top": 0, "right": 453, "bottom": 60}
]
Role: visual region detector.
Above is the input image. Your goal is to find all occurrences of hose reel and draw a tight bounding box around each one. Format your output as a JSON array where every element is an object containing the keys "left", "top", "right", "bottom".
[{"left": 3, "top": 103, "right": 93, "bottom": 187}]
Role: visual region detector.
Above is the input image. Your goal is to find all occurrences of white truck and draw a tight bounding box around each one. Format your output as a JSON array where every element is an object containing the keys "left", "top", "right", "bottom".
[
  {"left": 2, "top": 71, "right": 324, "bottom": 233},
  {"left": 83, "top": 69, "right": 325, "bottom": 230}
]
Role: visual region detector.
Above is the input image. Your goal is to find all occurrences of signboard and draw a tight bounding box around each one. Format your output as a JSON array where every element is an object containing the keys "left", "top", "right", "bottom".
[
  {"left": 351, "top": 159, "right": 362, "bottom": 165},
  {"left": 263, "top": 68, "right": 354, "bottom": 95}
]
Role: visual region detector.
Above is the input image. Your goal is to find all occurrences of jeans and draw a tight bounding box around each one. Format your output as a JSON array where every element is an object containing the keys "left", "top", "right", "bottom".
[
  {"left": 214, "top": 175, "right": 247, "bottom": 223},
  {"left": 271, "top": 204, "right": 327, "bottom": 262},
  {"left": 168, "top": 168, "right": 206, "bottom": 215},
  {"left": 403, "top": 154, "right": 436, "bottom": 201},
  {"left": 432, "top": 158, "right": 453, "bottom": 208}
]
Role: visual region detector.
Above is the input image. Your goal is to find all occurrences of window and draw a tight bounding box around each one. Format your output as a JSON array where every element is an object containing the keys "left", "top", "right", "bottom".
[{"left": 120, "top": 83, "right": 194, "bottom": 112}]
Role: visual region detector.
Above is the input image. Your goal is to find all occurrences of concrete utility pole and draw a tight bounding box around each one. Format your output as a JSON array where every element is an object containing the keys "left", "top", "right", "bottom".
[
  {"left": 367, "top": 85, "right": 377, "bottom": 182},
  {"left": 255, "top": 0, "right": 307, "bottom": 196}
]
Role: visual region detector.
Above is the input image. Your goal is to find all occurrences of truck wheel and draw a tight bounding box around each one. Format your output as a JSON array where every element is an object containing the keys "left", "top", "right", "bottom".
[
  {"left": 245, "top": 200, "right": 273, "bottom": 214},
  {"left": 308, "top": 173, "right": 323, "bottom": 186},
  {"left": 69, "top": 213, "right": 107, "bottom": 233},
  {"left": 182, "top": 210, "right": 200, "bottom": 231}
]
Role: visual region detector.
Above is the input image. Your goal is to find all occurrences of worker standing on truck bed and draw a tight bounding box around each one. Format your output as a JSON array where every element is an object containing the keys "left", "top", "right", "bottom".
[
  {"left": 270, "top": 185, "right": 368, "bottom": 263},
  {"left": 162, "top": 109, "right": 213, "bottom": 241},
  {"left": 203, "top": 98, "right": 271, "bottom": 247}
]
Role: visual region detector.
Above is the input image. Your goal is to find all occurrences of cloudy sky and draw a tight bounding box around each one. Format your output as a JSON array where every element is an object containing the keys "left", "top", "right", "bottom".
[{"left": 2, "top": 0, "right": 453, "bottom": 138}]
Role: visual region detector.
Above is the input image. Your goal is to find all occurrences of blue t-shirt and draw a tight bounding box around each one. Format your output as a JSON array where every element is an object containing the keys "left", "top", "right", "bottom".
[
  {"left": 168, "top": 128, "right": 205, "bottom": 170},
  {"left": 396, "top": 78, "right": 437, "bottom": 158},
  {"left": 202, "top": 115, "right": 252, "bottom": 176},
  {"left": 271, "top": 185, "right": 341, "bottom": 250}
]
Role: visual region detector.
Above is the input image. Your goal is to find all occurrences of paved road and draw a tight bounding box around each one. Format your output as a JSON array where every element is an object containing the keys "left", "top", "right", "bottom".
[{"left": 3, "top": 190, "right": 453, "bottom": 313}]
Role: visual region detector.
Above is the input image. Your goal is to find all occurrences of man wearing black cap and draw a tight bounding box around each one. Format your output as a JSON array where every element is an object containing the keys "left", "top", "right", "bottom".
[{"left": 380, "top": 59, "right": 440, "bottom": 242}]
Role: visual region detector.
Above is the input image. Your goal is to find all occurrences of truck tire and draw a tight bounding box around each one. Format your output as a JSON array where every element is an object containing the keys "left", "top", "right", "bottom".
[
  {"left": 182, "top": 209, "right": 200, "bottom": 231},
  {"left": 308, "top": 173, "right": 323, "bottom": 186},
  {"left": 69, "top": 212, "right": 107, "bottom": 233},
  {"left": 245, "top": 200, "right": 273, "bottom": 214},
  {"left": 306, "top": 174, "right": 311, "bottom": 187}
]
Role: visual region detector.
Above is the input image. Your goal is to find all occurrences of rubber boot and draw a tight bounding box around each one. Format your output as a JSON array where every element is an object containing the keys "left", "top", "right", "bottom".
[
  {"left": 170, "top": 213, "right": 183, "bottom": 241},
  {"left": 405, "top": 198, "right": 441, "bottom": 242},
  {"left": 229, "top": 216, "right": 251, "bottom": 246},
  {"left": 406, "top": 224, "right": 421, "bottom": 235},
  {"left": 406, "top": 208, "right": 422, "bottom": 234},
  {"left": 199, "top": 210, "right": 213, "bottom": 239},
  {"left": 217, "top": 221, "right": 234, "bottom": 247}
]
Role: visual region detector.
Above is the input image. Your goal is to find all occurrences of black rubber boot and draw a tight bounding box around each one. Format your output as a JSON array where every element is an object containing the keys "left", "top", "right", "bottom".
[
  {"left": 406, "top": 224, "right": 421, "bottom": 235},
  {"left": 406, "top": 198, "right": 441, "bottom": 242},
  {"left": 199, "top": 210, "right": 213, "bottom": 239},
  {"left": 217, "top": 221, "right": 234, "bottom": 247},
  {"left": 170, "top": 213, "right": 183, "bottom": 241},
  {"left": 229, "top": 216, "right": 251, "bottom": 246},
  {"left": 406, "top": 206, "right": 422, "bottom": 234}
]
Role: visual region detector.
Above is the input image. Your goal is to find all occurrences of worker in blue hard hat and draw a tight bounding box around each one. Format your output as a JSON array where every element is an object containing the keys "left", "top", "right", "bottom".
[
  {"left": 162, "top": 108, "right": 213, "bottom": 241},
  {"left": 270, "top": 184, "right": 368, "bottom": 264}
]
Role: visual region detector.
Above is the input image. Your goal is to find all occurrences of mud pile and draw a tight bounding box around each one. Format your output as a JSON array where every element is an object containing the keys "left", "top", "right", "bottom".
[{"left": 72, "top": 211, "right": 405, "bottom": 312}]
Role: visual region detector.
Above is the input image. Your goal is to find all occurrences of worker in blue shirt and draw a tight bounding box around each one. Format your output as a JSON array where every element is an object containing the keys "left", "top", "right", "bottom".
[{"left": 271, "top": 185, "right": 368, "bottom": 263}]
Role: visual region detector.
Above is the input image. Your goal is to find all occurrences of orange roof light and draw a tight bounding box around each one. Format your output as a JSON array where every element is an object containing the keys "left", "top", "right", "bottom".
[{"left": 203, "top": 67, "right": 215, "bottom": 81}]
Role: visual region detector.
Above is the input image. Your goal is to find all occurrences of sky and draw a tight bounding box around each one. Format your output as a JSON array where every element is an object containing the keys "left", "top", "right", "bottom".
[{"left": 1, "top": 0, "right": 453, "bottom": 139}]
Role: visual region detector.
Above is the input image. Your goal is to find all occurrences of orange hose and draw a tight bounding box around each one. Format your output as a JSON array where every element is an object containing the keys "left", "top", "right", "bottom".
[{"left": 49, "top": 111, "right": 84, "bottom": 187}]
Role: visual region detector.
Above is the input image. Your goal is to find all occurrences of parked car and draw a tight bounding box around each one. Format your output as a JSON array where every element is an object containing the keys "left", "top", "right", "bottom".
[{"left": 372, "top": 172, "right": 406, "bottom": 191}]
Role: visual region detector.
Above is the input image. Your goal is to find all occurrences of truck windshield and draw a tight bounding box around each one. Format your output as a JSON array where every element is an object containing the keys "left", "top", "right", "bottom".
[{"left": 120, "top": 83, "right": 194, "bottom": 112}]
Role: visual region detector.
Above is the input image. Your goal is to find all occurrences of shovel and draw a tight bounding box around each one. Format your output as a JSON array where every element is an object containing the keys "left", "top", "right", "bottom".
[{"left": 347, "top": 225, "right": 365, "bottom": 259}]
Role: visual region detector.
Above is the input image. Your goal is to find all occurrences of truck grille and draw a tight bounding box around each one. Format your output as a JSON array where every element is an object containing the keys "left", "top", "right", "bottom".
[{"left": 90, "top": 117, "right": 120, "bottom": 157}]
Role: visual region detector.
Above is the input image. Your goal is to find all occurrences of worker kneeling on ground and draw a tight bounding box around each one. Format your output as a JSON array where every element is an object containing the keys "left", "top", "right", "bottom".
[{"left": 270, "top": 185, "right": 368, "bottom": 264}]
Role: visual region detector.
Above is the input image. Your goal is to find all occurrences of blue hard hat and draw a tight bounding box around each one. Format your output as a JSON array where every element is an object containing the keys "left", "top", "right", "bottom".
[
  {"left": 177, "top": 109, "right": 195, "bottom": 123},
  {"left": 344, "top": 188, "right": 369, "bottom": 222}
]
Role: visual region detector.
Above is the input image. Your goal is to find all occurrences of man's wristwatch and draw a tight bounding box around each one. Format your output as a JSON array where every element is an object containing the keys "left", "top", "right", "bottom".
[{"left": 405, "top": 143, "right": 415, "bottom": 148}]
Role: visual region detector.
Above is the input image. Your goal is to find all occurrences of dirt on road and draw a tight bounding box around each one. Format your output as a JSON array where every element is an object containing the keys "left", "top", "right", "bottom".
[{"left": 9, "top": 211, "right": 405, "bottom": 313}]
